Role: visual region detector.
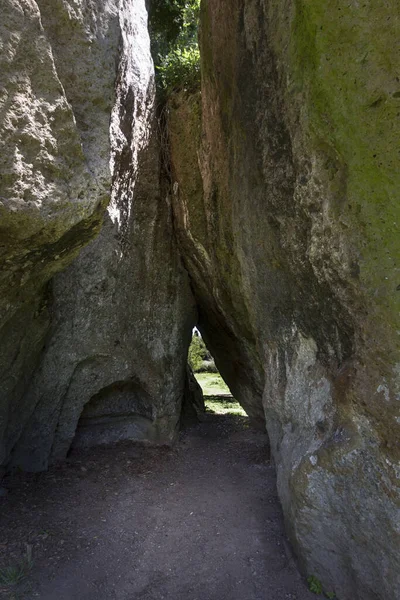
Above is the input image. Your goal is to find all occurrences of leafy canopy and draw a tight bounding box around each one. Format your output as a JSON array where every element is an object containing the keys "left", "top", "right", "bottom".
[
  {"left": 149, "top": 0, "right": 201, "bottom": 95},
  {"left": 188, "top": 333, "right": 208, "bottom": 372}
]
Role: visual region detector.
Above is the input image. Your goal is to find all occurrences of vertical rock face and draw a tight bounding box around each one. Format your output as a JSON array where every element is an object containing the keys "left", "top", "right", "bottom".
[
  {"left": 169, "top": 1, "right": 400, "bottom": 598},
  {"left": 169, "top": 91, "right": 266, "bottom": 425},
  {"left": 2, "top": 0, "right": 399, "bottom": 597},
  {"left": 0, "top": 0, "right": 120, "bottom": 467},
  {"left": 1, "top": 0, "right": 196, "bottom": 472}
]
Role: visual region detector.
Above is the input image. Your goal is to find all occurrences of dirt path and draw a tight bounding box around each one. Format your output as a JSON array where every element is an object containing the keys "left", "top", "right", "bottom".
[{"left": 0, "top": 413, "right": 316, "bottom": 600}]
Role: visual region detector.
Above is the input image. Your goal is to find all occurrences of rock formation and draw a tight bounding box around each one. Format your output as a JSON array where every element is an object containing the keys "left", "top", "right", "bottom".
[
  {"left": 0, "top": 0, "right": 118, "bottom": 469},
  {"left": 1, "top": 0, "right": 399, "bottom": 598},
  {"left": 169, "top": 1, "right": 400, "bottom": 599},
  {"left": 1, "top": 0, "right": 196, "bottom": 472}
]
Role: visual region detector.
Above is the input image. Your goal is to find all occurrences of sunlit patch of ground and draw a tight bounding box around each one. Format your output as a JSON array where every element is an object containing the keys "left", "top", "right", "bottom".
[
  {"left": 194, "top": 372, "right": 247, "bottom": 416},
  {"left": 194, "top": 372, "right": 230, "bottom": 396},
  {"left": 204, "top": 396, "right": 247, "bottom": 416}
]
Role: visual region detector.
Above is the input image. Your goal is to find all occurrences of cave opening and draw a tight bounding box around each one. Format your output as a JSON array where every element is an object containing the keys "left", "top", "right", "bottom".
[
  {"left": 186, "top": 328, "right": 249, "bottom": 421},
  {"left": 72, "top": 380, "right": 157, "bottom": 451}
]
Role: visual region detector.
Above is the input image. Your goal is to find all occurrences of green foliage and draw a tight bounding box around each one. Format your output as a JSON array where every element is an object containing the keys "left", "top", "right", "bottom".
[
  {"left": 149, "top": 0, "right": 185, "bottom": 53},
  {"left": 157, "top": 46, "right": 200, "bottom": 94},
  {"left": 149, "top": 0, "right": 200, "bottom": 53},
  {"left": 0, "top": 549, "right": 33, "bottom": 588},
  {"left": 188, "top": 334, "right": 207, "bottom": 372},
  {"left": 306, "top": 574, "right": 337, "bottom": 598},
  {"left": 149, "top": 0, "right": 201, "bottom": 96},
  {"left": 308, "top": 576, "right": 323, "bottom": 595},
  {"left": 198, "top": 359, "right": 218, "bottom": 373}
]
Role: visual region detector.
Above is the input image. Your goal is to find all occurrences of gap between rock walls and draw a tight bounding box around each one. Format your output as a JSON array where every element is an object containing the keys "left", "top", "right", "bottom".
[{"left": 0, "top": 1, "right": 399, "bottom": 599}]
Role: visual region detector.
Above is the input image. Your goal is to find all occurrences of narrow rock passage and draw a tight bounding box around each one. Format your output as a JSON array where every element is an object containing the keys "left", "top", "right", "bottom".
[{"left": 0, "top": 413, "right": 315, "bottom": 600}]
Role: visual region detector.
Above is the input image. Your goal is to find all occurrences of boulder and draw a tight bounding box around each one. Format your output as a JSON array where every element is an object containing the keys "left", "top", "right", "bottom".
[
  {"left": 0, "top": 0, "right": 122, "bottom": 466},
  {"left": 1, "top": 0, "right": 195, "bottom": 471},
  {"left": 169, "top": 1, "right": 400, "bottom": 598},
  {"left": 1, "top": 1, "right": 399, "bottom": 596}
]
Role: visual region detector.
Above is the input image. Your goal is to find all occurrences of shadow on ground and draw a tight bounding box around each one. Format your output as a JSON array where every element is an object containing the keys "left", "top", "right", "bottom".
[{"left": 0, "top": 412, "right": 315, "bottom": 600}]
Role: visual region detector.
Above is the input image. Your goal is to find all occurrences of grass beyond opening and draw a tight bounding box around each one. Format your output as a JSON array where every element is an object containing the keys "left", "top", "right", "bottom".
[
  {"left": 194, "top": 373, "right": 247, "bottom": 417},
  {"left": 194, "top": 373, "right": 230, "bottom": 396}
]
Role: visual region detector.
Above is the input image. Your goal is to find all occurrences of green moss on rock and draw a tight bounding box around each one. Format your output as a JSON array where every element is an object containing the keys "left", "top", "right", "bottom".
[{"left": 291, "top": 0, "right": 400, "bottom": 339}]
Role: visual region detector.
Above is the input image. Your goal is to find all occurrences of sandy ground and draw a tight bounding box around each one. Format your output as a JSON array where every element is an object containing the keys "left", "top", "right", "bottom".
[{"left": 0, "top": 413, "right": 316, "bottom": 600}]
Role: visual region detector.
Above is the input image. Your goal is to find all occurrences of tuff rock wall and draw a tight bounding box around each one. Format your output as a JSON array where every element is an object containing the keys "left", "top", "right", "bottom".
[
  {"left": 1, "top": 0, "right": 399, "bottom": 598},
  {"left": 0, "top": 0, "right": 119, "bottom": 470},
  {"left": 169, "top": 1, "right": 400, "bottom": 599},
  {"left": 0, "top": 0, "right": 196, "bottom": 472}
]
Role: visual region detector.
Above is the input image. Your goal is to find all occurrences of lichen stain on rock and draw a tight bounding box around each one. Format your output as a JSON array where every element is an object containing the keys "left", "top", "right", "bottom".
[{"left": 290, "top": 0, "right": 400, "bottom": 332}]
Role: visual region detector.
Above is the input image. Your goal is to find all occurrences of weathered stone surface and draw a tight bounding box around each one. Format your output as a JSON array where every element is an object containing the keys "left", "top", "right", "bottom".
[
  {"left": 169, "top": 91, "right": 265, "bottom": 426},
  {"left": 169, "top": 1, "right": 400, "bottom": 598},
  {"left": 1, "top": 0, "right": 399, "bottom": 597},
  {"left": 0, "top": 0, "right": 124, "bottom": 466},
  {"left": 7, "top": 0, "right": 195, "bottom": 472},
  {"left": 1, "top": 0, "right": 195, "bottom": 471},
  {"left": 181, "top": 365, "right": 205, "bottom": 425}
]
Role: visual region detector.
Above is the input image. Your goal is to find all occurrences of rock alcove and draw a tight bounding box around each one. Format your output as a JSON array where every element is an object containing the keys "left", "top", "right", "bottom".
[{"left": 0, "top": 1, "right": 399, "bottom": 599}]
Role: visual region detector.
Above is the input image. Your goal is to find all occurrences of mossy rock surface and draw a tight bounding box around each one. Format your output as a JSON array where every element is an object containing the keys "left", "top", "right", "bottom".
[{"left": 169, "top": 1, "right": 400, "bottom": 598}]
